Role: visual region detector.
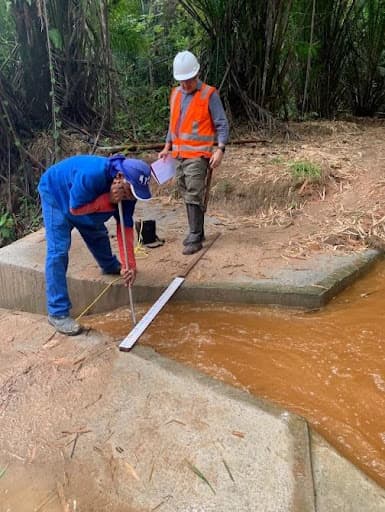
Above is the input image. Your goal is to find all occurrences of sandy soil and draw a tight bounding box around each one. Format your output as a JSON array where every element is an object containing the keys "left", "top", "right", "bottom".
[
  {"left": 198, "top": 119, "right": 385, "bottom": 253},
  {"left": 29, "top": 119, "right": 385, "bottom": 285},
  {"left": 130, "top": 119, "right": 385, "bottom": 285}
]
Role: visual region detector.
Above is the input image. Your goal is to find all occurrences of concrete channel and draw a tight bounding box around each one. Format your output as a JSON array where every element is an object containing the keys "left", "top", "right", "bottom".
[
  {"left": 0, "top": 227, "right": 381, "bottom": 315},
  {"left": 0, "top": 226, "right": 384, "bottom": 510}
]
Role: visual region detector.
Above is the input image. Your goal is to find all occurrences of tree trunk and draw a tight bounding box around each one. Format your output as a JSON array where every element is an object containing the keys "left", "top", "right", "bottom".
[
  {"left": 12, "top": 0, "right": 51, "bottom": 125},
  {"left": 302, "top": 0, "right": 316, "bottom": 116}
]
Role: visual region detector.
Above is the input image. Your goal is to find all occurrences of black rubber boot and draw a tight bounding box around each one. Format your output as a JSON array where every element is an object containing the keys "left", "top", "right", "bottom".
[
  {"left": 182, "top": 204, "right": 204, "bottom": 255},
  {"left": 183, "top": 204, "right": 205, "bottom": 246}
]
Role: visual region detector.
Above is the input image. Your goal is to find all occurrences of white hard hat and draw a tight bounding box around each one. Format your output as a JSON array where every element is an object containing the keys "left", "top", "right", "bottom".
[{"left": 173, "top": 51, "right": 200, "bottom": 81}]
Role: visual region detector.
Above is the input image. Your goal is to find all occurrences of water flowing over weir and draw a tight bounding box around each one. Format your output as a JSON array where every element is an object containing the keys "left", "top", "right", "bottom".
[{"left": 84, "top": 260, "right": 385, "bottom": 488}]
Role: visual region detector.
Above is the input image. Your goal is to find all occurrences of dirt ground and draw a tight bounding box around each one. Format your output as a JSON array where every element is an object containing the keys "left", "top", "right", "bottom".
[
  {"left": 122, "top": 119, "right": 385, "bottom": 286},
  {"left": 212, "top": 119, "right": 385, "bottom": 258},
  {"left": 162, "top": 120, "right": 385, "bottom": 250},
  {"left": 30, "top": 119, "right": 385, "bottom": 283}
]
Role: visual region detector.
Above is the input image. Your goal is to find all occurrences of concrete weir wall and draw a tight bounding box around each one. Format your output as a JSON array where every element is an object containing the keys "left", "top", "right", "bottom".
[
  {"left": 1, "top": 233, "right": 385, "bottom": 509},
  {"left": 0, "top": 228, "right": 382, "bottom": 316}
]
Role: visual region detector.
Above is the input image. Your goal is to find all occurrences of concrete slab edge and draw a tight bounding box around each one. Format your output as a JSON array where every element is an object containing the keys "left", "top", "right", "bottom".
[
  {"left": 315, "top": 250, "right": 383, "bottom": 306},
  {"left": 288, "top": 417, "right": 316, "bottom": 512},
  {"left": 309, "top": 430, "right": 385, "bottom": 511},
  {"left": 0, "top": 250, "right": 382, "bottom": 315},
  {"left": 132, "top": 344, "right": 317, "bottom": 511}
]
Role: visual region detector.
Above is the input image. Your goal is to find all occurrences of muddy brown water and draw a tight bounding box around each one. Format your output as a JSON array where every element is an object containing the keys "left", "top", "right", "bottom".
[{"left": 84, "top": 260, "right": 385, "bottom": 488}]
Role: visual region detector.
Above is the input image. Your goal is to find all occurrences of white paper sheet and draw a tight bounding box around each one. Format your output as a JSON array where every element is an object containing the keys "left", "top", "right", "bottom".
[{"left": 151, "top": 156, "right": 177, "bottom": 185}]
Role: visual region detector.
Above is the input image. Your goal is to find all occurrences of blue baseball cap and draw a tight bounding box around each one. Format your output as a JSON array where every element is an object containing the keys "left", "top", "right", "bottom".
[{"left": 109, "top": 155, "right": 152, "bottom": 201}]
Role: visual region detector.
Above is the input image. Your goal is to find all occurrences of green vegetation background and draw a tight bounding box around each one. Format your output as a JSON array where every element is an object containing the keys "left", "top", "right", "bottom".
[{"left": 0, "top": 0, "right": 385, "bottom": 244}]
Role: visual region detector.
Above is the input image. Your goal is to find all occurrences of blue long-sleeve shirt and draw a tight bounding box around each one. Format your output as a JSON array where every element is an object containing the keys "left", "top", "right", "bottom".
[
  {"left": 38, "top": 155, "right": 135, "bottom": 227},
  {"left": 166, "top": 80, "right": 229, "bottom": 146}
]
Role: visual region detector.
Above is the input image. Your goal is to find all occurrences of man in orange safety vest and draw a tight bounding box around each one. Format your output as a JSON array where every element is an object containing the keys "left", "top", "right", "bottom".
[{"left": 159, "top": 51, "right": 229, "bottom": 255}]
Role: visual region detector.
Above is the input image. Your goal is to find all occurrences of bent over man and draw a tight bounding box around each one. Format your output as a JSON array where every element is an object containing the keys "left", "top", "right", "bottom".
[
  {"left": 38, "top": 154, "right": 151, "bottom": 335},
  {"left": 159, "top": 50, "right": 229, "bottom": 255}
]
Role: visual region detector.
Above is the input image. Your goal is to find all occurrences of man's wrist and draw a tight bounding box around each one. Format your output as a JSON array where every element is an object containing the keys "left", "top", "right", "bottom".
[{"left": 217, "top": 145, "right": 226, "bottom": 153}]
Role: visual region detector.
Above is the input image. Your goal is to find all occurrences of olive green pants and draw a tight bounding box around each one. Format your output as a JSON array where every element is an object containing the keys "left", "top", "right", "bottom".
[{"left": 175, "top": 157, "right": 209, "bottom": 208}]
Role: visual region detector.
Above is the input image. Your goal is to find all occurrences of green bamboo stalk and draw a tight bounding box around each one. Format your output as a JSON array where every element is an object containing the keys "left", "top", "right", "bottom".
[{"left": 40, "top": 0, "right": 60, "bottom": 160}]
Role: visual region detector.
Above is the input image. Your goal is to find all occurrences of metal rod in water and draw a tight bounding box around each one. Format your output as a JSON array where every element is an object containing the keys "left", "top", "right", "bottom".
[{"left": 118, "top": 201, "right": 136, "bottom": 325}]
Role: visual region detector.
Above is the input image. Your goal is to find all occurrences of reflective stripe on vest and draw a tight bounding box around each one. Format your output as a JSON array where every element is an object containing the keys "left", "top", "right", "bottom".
[
  {"left": 172, "top": 144, "right": 214, "bottom": 153},
  {"left": 170, "top": 83, "right": 216, "bottom": 159}
]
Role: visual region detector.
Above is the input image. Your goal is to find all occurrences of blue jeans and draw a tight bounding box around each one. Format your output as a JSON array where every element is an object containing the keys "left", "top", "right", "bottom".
[{"left": 41, "top": 199, "right": 119, "bottom": 317}]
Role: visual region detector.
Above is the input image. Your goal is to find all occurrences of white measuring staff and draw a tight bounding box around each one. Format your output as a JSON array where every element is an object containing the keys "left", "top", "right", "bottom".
[{"left": 119, "top": 277, "right": 185, "bottom": 352}]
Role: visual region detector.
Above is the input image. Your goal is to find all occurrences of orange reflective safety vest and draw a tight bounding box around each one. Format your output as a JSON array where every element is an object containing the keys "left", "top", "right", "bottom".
[{"left": 170, "top": 83, "right": 216, "bottom": 159}]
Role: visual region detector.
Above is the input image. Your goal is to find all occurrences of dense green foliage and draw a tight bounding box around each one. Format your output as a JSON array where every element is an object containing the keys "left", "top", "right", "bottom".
[
  {"left": 109, "top": 0, "right": 201, "bottom": 138},
  {"left": 0, "top": 0, "right": 385, "bottom": 245}
]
